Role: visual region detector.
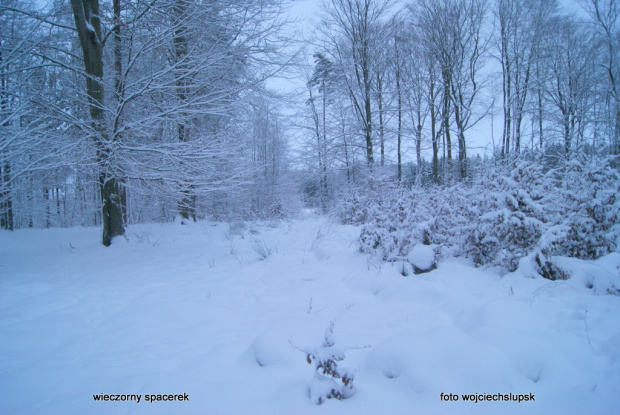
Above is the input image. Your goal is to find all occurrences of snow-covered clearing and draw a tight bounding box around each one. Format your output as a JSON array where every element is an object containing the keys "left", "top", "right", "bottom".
[{"left": 1, "top": 212, "right": 619, "bottom": 414}]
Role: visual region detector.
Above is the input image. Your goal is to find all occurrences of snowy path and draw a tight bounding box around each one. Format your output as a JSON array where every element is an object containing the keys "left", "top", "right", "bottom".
[{"left": 1, "top": 216, "right": 619, "bottom": 414}]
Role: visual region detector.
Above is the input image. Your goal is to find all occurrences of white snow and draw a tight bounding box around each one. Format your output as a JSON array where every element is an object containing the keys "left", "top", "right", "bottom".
[
  {"left": 1, "top": 215, "right": 620, "bottom": 414},
  {"left": 407, "top": 244, "right": 436, "bottom": 272}
]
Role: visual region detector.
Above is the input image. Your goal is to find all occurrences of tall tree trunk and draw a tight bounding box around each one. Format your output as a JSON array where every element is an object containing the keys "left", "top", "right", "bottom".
[
  {"left": 43, "top": 188, "right": 50, "bottom": 228},
  {"left": 537, "top": 62, "right": 544, "bottom": 152},
  {"left": 514, "top": 62, "right": 531, "bottom": 154},
  {"left": 502, "top": 58, "right": 511, "bottom": 158},
  {"left": 71, "top": 0, "right": 125, "bottom": 246},
  {"left": 415, "top": 121, "right": 422, "bottom": 176},
  {"left": 454, "top": 104, "right": 467, "bottom": 179},
  {"left": 416, "top": 108, "right": 422, "bottom": 178},
  {"left": 377, "top": 73, "right": 385, "bottom": 166},
  {"left": 615, "top": 104, "right": 620, "bottom": 155},
  {"left": 397, "top": 78, "right": 402, "bottom": 181},
  {"left": 500, "top": 10, "right": 511, "bottom": 159},
  {"left": 430, "top": 77, "right": 439, "bottom": 184},
  {"left": 344, "top": 134, "right": 351, "bottom": 184},
  {"left": 397, "top": 132, "right": 402, "bottom": 181},
  {"left": 564, "top": 114, "right": 571, "bottom": 155},
  {"left": 0, "top": 48, "right": 13, "bottom": 231},
  {"left": 364, "top": 65, "right": 374, "bottom": 165},
  {"left": 0, "top": 163, "right": 13, "bottom": 231},
  {"left": 321, "top": 79, "right": 329, "bottom": 209},
  {"left": 112, "top": 0, "right": 128, "bottom": 226},
  {"left": 172, "top": 0, "right": 196, "bottom": 221},
  {"left": 442, "top": 71, "right": 452, "bottom": 175}
]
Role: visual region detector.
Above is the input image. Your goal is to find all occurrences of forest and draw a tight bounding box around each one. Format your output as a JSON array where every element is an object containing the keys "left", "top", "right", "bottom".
[
  {"left": 1, "top": 1, "right": 620, "bottom": 413},
  {"left": 0, "top": 0, "right": 618, "bottom": 259}
]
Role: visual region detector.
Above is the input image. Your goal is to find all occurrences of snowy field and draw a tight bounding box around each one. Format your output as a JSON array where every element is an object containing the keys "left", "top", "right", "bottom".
[{"left": 1, "top": 212, "right": 620, "bottom": 414}]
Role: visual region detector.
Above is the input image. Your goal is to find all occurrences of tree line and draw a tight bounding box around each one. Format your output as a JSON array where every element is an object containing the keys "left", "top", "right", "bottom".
[
  {"left": 1, "top": 0, "right": 292, "bottom": 244},
  {"left": 1, "top": 0, "right": 619, "bottom": 246},
  {"left": 301, "top": 0, "right": 620, "bottom": 210}
]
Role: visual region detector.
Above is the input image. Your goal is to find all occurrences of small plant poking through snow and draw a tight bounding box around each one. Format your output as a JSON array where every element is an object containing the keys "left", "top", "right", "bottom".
[
  {"left": 251, "top": 237, "right": 273, "bottom": 260},
  {"left": 225, "top": 221, "right": 246, "bottom": 240},
  {"left": 305, "top": 321, "right": 355, "bottom": 405}
]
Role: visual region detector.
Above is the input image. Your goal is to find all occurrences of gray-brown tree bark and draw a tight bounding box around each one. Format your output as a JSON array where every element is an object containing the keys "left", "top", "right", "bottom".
[{"left": 70, "top": 0, "right": 124, "bottom": 246}]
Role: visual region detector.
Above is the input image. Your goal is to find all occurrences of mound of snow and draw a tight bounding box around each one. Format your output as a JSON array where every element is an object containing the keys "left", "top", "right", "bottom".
[
  {"left": 367, "top": 328, "right": 516, "bottom": 393},
  {"left": 246, "top": 330, "right": 297, "bottom": 367},
  {"left": 407, "top": 244, "right": 437, "bottom": 274}
]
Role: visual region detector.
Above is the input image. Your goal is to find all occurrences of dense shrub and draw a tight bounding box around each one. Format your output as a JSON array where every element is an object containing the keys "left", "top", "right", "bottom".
[
  {"left": 357, "top": 184, "right": 476, "bottom": 262},
  {"left": 337, "top": 178, "right": 394, "bottom": 225},
  {"left": 359, "top": 188, "right": 418, "bottom": 261},
  {"left": 337, "top": 192, "right": 373, "bottom": 225},
  {"left": 342, "top": 155, "right": 620, "bottom": 277},
  {"left": 559, "top": 156, "right": 620, "bottom": 259},
  {"left": 465, "top": 162, "right": 555, "bottom": 272}
]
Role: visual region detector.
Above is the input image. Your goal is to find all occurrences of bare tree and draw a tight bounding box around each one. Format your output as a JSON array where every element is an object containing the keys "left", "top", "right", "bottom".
[
  {"left": 416, "top": 0, "right": 487, "bottom": 180},
  {"left": 448, "top": 0, "right": 487, "bottom": 179},
  {"left": 1, "top": 0, "right": 88, "bottom": 231},
  {"left": 0, "top": 0, "right": 293, "bottom": 232},
  {"left": 71, "top": 0, "right": 125, "bottom": 245},
  {"left": 544, "top": 15, "right": 599, "bottom": 155},
  {"left": 319, "top": 0, "right": 394, "bottom": 166},
  {"left": 581, "top": 0, "right": 620, "bottom": 155},
  {"left": 495, "top": 0, "right": 556, "bottom": 157},
  {"left": 392, "top": 18, "right": 407, "bottom": 181},
  {"left": 103, "top": 0, "right": 290, "bottom": 222}
]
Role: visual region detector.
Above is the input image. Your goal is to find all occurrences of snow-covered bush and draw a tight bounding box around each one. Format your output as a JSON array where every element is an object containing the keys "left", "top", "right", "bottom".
[
  {"left": 428, "top": 185, "right": 478, "bottom": 247},
  {"left": 336, "top": 191, "right": 372, "bottom": 225},
  {"left": 357, "top": 184, "right": 475, "bottom": 263},
  {"left": 336, "top": 177, "right": 398, "bottom": 225},
  {"left": 465, "top": 157, "right": 619, "bottom": 273},
  {"left": 559, "top": 155, "right": 620, "bottom": 259},
  {"left": 348, "top": 155, "right": 619, "bottom": 278},
  {"left": 359, "top": 188, "right": 417, "bottom": 261},
  {"left": 306, "top": 322, "right": 355, "bottom": 405},
  {"left": 465, "top": 162, "right": 555, "bottom": 272}
]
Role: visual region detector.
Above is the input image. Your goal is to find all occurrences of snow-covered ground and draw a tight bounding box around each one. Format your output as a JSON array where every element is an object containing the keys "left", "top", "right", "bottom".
[{"left": 1, "top": 212, "right": 619, "bottom": 414}]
